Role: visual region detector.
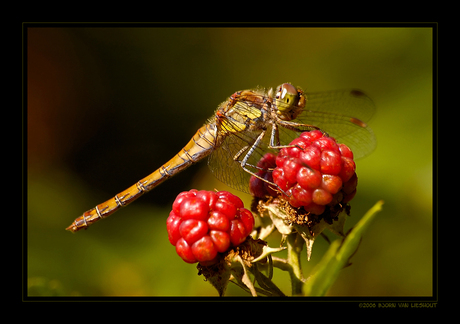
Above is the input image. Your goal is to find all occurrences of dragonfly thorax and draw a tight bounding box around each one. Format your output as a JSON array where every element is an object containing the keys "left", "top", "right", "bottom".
[{"left": 215, "top": 88, "right": 271, "bottom": 136}]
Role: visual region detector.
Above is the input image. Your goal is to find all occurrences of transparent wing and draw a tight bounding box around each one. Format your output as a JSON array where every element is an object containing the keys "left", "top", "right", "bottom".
[
  {"left": 208, "top": 125, "right": 276, "bottom": 194},
  {"left": 292, "top": 89, "right": 376, "bottom": 159},
  {"left": 208, "top": 88, "right": 376, "bottom": 193}
]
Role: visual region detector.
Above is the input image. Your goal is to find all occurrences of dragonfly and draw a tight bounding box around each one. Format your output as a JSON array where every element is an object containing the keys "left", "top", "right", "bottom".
[{"left": 66, "top": 83, "right": 375, "bottom": 232}]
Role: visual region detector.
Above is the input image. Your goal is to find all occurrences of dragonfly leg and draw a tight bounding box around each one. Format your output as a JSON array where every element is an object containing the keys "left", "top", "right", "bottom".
[
  {"left": 233, "top": 146, "right": 266, "bottom": 172},
  {"left": 234, "top": 129, "right": 288, "bottom": 196},
  {"left": 237, "top": 129, "right": 266, "bottom": 171},
  {"left": 268, "top": 121, "right": 328, "bottom": 150},
  {"left": 268, "top": 122, "right": 281, "bottom": 149},
  {"left": 278, "top": 120, "right": 322, "bottom": 133},
  {"left": 267, "top": 122, "right": 297, "bottom": 150}
]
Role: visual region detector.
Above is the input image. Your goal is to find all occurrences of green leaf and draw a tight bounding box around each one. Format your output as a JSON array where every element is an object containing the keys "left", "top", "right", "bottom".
[{"left": 303, "top": 200, "right": 384, "bottom": 296}]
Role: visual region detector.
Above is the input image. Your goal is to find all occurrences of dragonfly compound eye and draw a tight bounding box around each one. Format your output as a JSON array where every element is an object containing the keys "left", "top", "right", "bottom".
[{"left": 275, "top": 83, "right": 302, "bottom": 121}]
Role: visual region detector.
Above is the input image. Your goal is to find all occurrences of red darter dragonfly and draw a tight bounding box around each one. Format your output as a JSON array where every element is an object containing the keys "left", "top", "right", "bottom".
[{"left": 66, "top": 83, "right": 375, "bottom": 232}]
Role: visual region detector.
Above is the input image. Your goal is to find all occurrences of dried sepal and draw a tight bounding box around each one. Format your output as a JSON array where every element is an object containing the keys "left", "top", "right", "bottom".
[
  {"left": 197, "top": 237, "right": 285, "bottom": 296},
  {"left": 253, "top": 196, "right": 350, "bottom": 261},
  {"left": 252, "top": 245, "right": 286, "bottom": 263}
]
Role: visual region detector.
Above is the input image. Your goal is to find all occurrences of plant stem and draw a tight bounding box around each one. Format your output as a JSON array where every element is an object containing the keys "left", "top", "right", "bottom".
[{"left": 287, "top": 232, "right": 304, "bottom": 295}]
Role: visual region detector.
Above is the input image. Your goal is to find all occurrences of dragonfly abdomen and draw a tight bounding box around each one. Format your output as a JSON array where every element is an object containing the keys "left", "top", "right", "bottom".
[{"left": 66, "top": 123, "right": 219, "bottom": 232}]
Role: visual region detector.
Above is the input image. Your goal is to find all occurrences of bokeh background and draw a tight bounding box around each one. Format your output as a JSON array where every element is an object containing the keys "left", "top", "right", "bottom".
[{"left": 26, "top": 25, "right": 434, "bottom": 297}]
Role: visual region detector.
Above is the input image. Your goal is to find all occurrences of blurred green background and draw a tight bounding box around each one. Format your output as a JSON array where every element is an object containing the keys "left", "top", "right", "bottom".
[{"left": 26, "top": 26, "right": 434, "bottom": 297}]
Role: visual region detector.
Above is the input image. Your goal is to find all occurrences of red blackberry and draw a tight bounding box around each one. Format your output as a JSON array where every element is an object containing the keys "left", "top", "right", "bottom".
[
  {"left": 167, "top": 189, "right": 254, "bottom": 265},
  {"left": 250, "top": 130, "right": 357, "bottom": 216}
]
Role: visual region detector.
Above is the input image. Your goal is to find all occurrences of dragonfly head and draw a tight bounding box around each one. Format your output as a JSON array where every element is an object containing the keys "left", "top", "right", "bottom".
[{"left": 274, "top": 83, "right": 305, "bottom": 121}]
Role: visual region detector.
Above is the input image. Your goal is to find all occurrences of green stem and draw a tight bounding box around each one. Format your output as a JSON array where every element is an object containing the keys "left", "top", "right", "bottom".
[{"left": 287, "top": 232, "right": 304, "bottom": 295}]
